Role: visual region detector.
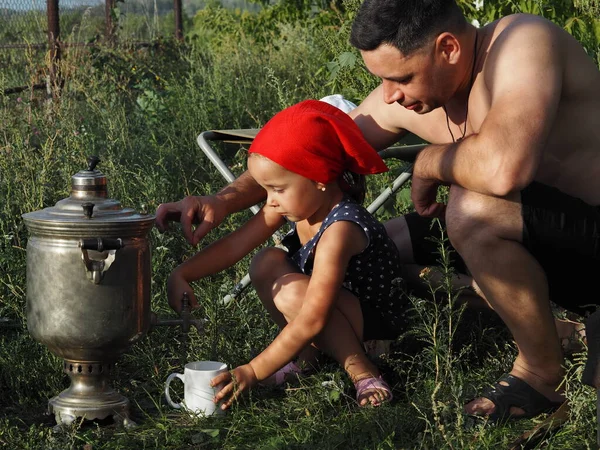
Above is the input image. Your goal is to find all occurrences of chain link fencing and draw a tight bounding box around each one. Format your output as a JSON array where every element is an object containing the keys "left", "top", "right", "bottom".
[{"left": 1, "top": 0, "right": 183, "bottom": 90}]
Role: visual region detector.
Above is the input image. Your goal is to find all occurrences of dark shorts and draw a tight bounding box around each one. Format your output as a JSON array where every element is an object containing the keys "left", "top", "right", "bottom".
[
  {"left": 359, "top": 282, "right": 410, "bottom": 341},
  {"left": 405, "top": 182, "right": 600, "bottom": 316}
]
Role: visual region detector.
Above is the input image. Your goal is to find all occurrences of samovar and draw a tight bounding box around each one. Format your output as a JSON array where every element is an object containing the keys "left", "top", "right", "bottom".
[{"left": 22, "top": 156, "right": 155, "bottom": 427}]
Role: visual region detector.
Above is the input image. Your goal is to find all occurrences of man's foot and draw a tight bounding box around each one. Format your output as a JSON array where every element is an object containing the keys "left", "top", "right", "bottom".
[
  {"left": 354, "top": 375, "right": 393, "bottom": 407},
  {"left": 464, "top": 373, "right": 565, "bottom": 422}
]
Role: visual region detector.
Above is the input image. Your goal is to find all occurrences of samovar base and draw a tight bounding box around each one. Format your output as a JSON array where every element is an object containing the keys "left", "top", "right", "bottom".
[
  {"left": 49, "top": 360, "right": 136, "bottom": 429},
  {"left": 49, "top": 393, "right": 135, "bottom": 428}
]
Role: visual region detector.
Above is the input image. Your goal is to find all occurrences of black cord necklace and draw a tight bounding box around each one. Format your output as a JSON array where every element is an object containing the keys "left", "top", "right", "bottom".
[{"left": 443, "top": 32, "right": 478, "bottom": 143}]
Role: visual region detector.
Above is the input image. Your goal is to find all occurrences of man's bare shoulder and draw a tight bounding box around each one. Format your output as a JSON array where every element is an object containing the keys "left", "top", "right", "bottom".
[
  {"left": 483, "top": 13, "right": 565, "bottom": 57},
  {"left": 350, "top": 85, "right": 418, "bottom": 149},
  {"left": 479, "top": 14, "right": 568, "bottom": 90},
  {"left": 484, "top": 13, "right": 560, "bottom": 36}
]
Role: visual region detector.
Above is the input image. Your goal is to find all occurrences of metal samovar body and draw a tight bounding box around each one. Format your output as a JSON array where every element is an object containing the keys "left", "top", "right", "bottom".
[{"left": 22, "top": 156, "right": 154, "bottom": 427}]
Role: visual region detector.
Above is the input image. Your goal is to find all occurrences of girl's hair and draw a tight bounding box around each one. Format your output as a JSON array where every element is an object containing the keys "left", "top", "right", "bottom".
[{"left": 340, "top": 171, "right": 367, "bottom": 204}]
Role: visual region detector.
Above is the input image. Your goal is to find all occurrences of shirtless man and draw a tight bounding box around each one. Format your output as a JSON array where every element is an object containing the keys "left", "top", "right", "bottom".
[{"left": 156, "top": 0, "right": 600, "bottom": 421}]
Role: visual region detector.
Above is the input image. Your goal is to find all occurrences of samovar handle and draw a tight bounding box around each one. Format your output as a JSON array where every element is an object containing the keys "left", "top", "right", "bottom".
[{"left": 79, "top": 238, "right": 124, "bottom": 284}]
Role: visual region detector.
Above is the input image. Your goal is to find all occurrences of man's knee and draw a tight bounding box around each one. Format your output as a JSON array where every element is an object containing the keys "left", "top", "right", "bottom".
[
  {"left": 445, "top": 187, "right": 492, "bottom": 251},
  {"left": 445, "top": 185, "right": 523, "bottom": 252}
]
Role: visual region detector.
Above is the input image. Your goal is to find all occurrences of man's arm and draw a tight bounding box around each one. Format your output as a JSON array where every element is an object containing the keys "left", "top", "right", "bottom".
[
  {"left": 167, "top": 206, "right": 284, "bottom": 312},
  {"left": 350, "top": 84, "right": 410, "bottom": 150},
  {"left": 155, "top": 170, "right": 266, "bottom": 246},
  {"left": 414, "top": 18, "right": 563, "bottom": 203},
  {"left": 214, "top": 170, "right": 266, "bottom": 215}
]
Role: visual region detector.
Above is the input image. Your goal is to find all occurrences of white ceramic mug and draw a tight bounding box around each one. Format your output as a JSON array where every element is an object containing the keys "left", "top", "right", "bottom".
[{"left": 165, "top": 361, "right": 228, "bottom": 416}]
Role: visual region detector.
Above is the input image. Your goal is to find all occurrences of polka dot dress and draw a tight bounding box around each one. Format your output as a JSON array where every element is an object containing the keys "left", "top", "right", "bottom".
[{"left": 281, "top": 196, "right": 409, "bottom": 340}]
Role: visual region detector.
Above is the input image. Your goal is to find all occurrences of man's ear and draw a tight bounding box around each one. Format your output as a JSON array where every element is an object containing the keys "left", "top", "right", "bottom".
[{"left": 435, "top": 32, "right": 461, "bottom": 65}]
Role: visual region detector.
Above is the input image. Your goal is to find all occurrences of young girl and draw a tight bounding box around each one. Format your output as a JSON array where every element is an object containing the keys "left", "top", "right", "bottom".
[{"left": 167, "top": 99, "right": 410, "bottom": 410}]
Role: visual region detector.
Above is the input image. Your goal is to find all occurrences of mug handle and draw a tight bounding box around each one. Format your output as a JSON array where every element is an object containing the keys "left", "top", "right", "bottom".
[{"left": 164, "top": 373, "right": 185, "bottom": 409}]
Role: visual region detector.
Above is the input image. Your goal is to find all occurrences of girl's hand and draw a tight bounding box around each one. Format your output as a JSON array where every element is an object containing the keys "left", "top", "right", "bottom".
[
  {"left": 166, "top": 270, "right": 199, "bottom": 313},
  {"left": 211, "top": 364, "right": 258, "bottom": 410}
]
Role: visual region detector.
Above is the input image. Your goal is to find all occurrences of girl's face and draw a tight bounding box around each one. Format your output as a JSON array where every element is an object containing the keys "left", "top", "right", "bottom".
[{"left": 247, "top": 154, "right": 326, "bottom": 223}]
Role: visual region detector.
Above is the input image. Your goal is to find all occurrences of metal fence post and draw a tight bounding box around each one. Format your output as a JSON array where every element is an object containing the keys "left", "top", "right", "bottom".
[
  {"left": 105, "top": 0, "right": 116, "bottom": 44},
  {"left": 174, "top": 0, "right": 183, "bottom": 40},
  {"left": 47, "top": 0, "right": 60, "bottom": 96}
]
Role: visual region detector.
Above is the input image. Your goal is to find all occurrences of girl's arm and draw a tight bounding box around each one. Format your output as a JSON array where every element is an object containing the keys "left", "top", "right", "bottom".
[
  {"left": 250, "top": 220, "right": 367, "bottom": 376},
  {"left": 213, "top": 220, "right": 368, "bottom": 407},
  {"left": 168, "top": 206, "right": 285, "bottom": 312}
]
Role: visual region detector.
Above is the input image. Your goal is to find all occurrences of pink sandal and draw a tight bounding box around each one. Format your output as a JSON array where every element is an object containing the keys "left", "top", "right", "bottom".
[
  {"left": 259, "top": 361, "right": 305, "bottom": 386},
  {"left": 354, "top": 375, "right": 393, "bottom": 406}
]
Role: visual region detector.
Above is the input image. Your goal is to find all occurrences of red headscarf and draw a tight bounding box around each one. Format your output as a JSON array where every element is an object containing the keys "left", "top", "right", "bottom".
[{"left": 248, "top": 99, "right": 388, "bottom": 184}]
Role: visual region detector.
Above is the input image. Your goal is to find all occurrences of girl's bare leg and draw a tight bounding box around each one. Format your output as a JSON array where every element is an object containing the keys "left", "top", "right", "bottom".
[
  {"left": 250, "top": 247, "right": 320, "bottom": 370},
  {"left": 272, "top": 272, "right": 391, "bottom": 405},
  {"left": 250, "top": 247, "right": 298, "bottom": 329}
]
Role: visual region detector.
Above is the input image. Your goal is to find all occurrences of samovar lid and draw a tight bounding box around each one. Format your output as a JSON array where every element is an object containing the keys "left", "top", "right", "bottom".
[{"left": 22, "top": 156, "right": 155, "bottom": 237}]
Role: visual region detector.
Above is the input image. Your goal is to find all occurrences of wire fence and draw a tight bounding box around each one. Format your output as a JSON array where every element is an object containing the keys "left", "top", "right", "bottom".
[
  {"left": 0, "top": 0, "right": 184, "bottom": 92},
  {"left": 0, "top": 0, "right": 107, "bottom": 47},
  {"left": 1, "top": 0, "right": 48, "bottom": 46}
]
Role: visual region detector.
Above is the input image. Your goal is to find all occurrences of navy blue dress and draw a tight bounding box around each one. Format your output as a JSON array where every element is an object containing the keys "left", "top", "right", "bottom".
[{"left": 281, "top": 196, "right": 409, "bottom": 340}]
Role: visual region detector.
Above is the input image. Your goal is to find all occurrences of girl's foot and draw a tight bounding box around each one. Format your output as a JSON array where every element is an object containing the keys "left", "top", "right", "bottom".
[
  {"left": 354, "top": 375, "right": 393, "bottom": 406},
  {"left": 259, "top": 361, "right": 306, "bottom": 386}
]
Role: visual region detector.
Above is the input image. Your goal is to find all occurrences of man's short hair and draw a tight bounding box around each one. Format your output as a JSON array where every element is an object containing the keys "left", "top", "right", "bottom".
[{"left": 350, "top": 0, "right": 467, "bottom": 56}]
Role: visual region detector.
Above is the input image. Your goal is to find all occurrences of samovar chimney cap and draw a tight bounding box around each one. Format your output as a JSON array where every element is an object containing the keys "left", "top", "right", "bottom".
[{"left": 71, "top": 155, "right": 107, "bottom": 198}]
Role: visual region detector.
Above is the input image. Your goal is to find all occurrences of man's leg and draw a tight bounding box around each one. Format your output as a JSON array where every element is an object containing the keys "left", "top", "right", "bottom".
[
  {"left": 385, "top": 215, "right": 491, "bottom": 309},
  {"left": 445, "top": 185, "right": 564, "bottom": 417}
]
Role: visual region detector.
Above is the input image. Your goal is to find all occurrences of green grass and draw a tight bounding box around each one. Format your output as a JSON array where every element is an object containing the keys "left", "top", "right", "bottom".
[{"left": 1, "top": 3, "right": 599, "bottom": 449}]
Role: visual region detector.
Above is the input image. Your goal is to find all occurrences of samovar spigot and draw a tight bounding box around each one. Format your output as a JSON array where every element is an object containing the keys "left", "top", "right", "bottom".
[
  {"left": 149, "top": 293, "right": 205, "bottom": 335},
  {"left": 180, "top": 292, "right": 192, "bottom": 334}
]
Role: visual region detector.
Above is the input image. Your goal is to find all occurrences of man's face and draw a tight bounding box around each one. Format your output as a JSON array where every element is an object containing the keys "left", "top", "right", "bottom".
[{"left": 361, "top": 43, "right": 450, "bottom": 114}]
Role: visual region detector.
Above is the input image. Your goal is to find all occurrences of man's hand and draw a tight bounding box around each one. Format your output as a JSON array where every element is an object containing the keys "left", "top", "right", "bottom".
[
  {"left": 410, "top": 175, "right": 447, "bottom": 218},
  {"left": 211, "top": 364, "right": 258, "bottom": 410},
  {"left": 155, "top": 195, "right": 228, "bottom": 246},
  {"left": 166, "top": 270, "right": 199, "bottom": 314}
]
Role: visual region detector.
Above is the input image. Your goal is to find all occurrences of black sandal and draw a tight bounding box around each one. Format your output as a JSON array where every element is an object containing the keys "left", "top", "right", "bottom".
[{"left": 477, "top": 373, "right": 564, "bottom": 423}]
